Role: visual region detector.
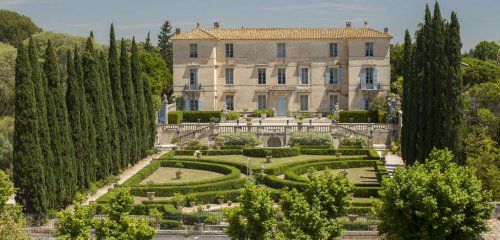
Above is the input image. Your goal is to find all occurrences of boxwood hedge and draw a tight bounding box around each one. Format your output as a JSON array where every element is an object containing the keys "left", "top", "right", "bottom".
[
  {"left": 128, "top": 178, "right": 246, "bottom": 197},
  {"left": 182, "top": 111, "right": 221, "bottom": 123},
  {"left": 284, "top": 160, "right": 378, "bottom": 183},
  {"left": 242, "top": 148, "right": 299, "bottom": 158}
]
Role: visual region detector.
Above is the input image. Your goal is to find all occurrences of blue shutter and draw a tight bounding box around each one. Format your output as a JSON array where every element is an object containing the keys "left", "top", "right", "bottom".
[
  {"left": 360, "top": 98, "right": 366, "bottom": 110},
  {"left": 184, "top": 98, "right": 190, "bottom": 111},
  {"left": 325, "top": 70, "right": 330, "bottom": 84},
  {"left": 337, "top": 67, "right": 342, "bottom": 83},
  {"left": 360, "top": 67, "right": 366, "bottom": 89},
  {"left": 373, "top": 67, "right": 378, "bottom": 89},
  {"left": 198, "top": 100, "right": 204, "bottom": 110}
]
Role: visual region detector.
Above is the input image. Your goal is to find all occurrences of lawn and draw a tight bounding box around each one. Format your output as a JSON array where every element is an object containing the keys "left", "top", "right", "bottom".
[
  {"left": 172, "top": 154, "right": 366, "bottom": 169},
  {"left": 139, "top": 167, "right": 224, "bottom": 185},
  {"left": 300, "top": 167, "right": 379, "bottom": 184}
]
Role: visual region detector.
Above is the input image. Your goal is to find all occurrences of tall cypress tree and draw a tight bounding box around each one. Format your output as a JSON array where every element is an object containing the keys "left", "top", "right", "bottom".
[
  {"left": 98, "top": 51, "right": 121, "bottom": 174},
  {"left": 144, "top": 31, "right": 152, "bottom": 52},
  {"left": 109, "top": 24, "right": 129, "bottom": 168},
  {"left": 401, "top": 30, "right": 414, "bottom": 164},
  {"left": 12, "top": 43, "right": 48, "bottom": 214},
  {"left": 74, "top": 47, "right": 97, "bottom": 186},
  {"left": 131, "top": 38, "right": 147, "bottom": 156},
  {"left": 44, "top": 40, "right": 77, "bottom": 205},
  {"left": 28, "top": 38, "right": 56, "bottom": 209},
  {"left": 82, "top": 37, "right": 111, "bottom": 179},
  {"left": 143, "top": 74, "right": 156, "bottom": 148},
  {"left": 121, "top": 39, "right": 139, "bottom": 164}
]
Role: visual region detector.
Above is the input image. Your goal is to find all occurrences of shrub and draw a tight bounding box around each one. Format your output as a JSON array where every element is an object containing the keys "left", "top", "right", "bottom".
[
  {"left": 167, "top": 111, "right": 183, "bottom": 124},
  {"left": 184, "top": 140, "right": 208, "bottom": 150},
  {"left": 158, "top": 220, "right": 183, "bottom": 230},
  {"left": 206, "top": 149, "right": 242, "bottom": 155},
  {"left": 339, "top": 110, "right": 369, "bottom": 123},
  {"left": 215, "top": 132, "right": 260, "bottom": 146},
  {"left": 294, "top": 145, "right": 332, "bottom": 149},
  {"left": 170, "top": 136, "right": 180, "bottom": 144},
  {"left": 129, "top": 178, "right": 246, "bottom": 197},
  {"left": 367, "top": 149, "right": 380, "bottom": 159},
  {"left": 378, "top": 111, "right": 387, "bottom": 123},
  {"left": 253, "top": 109, "right": 274, "bottom": 117},
  {"left": 227, "top": 111, "right": 240, "bottom": 120},
  {"left": 340, "top": 135, "right": 367, "bottom": 147},
  {"left": 242, "top": 148, "right": 299, "bottom": 158},
  {"left": 220, "top": 145, "right": 248, "bottom": 150},
  {"left": 390, "top": 141, "right": 400, "bottom": 154},
  {"left": 327, "top": 114, "right": 340, "bottom": 121},
  {"left": 182, "top": 111, "right": 221, "bottom": 123},
  {"left": 289, "top": 132, "right": 332, "bottom": 147}
]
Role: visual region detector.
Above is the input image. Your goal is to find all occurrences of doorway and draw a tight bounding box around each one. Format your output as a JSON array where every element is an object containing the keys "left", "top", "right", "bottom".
[{"left": 277, "top": 97, "right": 287, "bottom": 117}]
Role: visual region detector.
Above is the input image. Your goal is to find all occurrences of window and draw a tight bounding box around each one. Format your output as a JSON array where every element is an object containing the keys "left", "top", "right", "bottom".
[
  {"left": 226, "top": 95, "right": 234, "bottom": 111},
  {"left": 329, "top": 43, "right": 338, "bottom": 57},
  {"left": 225, "top": 43, "right": 234, "bottom": 57},
  {"left": 189, "top": 69, "right": 198, "bottom": 85},
  {"left": 189, "top": 43, "right": 198, "bottom": 58},
  {"left": 190, "top": 100, "right": 199, "bottom": 110},
  {"left": 300, "top": 95, "right": 308, "bottom": 111},
  {"left": 258, "top": 95, "right": 266, "bottom": 109},
  {"left": 365, "top": 42, "right": 374, "bottom": 57},
  {"left": 225, "top": 68, "right": 234, "bottom": 84},
  {"left": 361, "top": 98, "right": 370, "bottom": 110},
  {"left": 299, "top": 68, "right": 309, "bottom": 84},
  {"left": 365, "top": 67, "right": 374, "bottom": 85},
  {"left": 278, "top": 68, "right": 286, "bottom": 84},
  {"left": 329, "top": 95, "right": 338, "bottom": 110},
  {"left": 258, "top": 68, "right": 266, "bottom": 84},
  {"left": 328, "top": 68, "right": 338, "bottom": 84},
  {"left": 277, "top": 43, "right": 286, "bottom": 58}
]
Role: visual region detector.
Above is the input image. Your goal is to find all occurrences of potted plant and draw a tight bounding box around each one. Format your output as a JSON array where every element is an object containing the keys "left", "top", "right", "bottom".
[
  {"left": 146, "top": 191, "right": 156, "bottom": 200},
  {"left": 242, "top": 108, "right": 249, "bottom": 118},
  {"left": 172, "top": 193, "right": 185, "bottom": 210},
  {"left": 216, "top": 193, "right": 225, "bottom": 204},
  {"left": 297, "top": 113, "right": 306, "bottom": 126},
  {"left": 187, "top": 196, "right": 196, "bottom": 207},
  {"left": 316, "top": 108, "right": 322, "bottom": 119},
  {"left": 175, "top": 162, "right": 184, "bottom": 179},
  {"left": 246, "top": 117, "right": 252, "bottom": 126}
]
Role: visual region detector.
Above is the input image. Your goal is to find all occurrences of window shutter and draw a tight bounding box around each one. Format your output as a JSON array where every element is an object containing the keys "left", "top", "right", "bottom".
[
  {"left": 184, "top": 98, "right": 190, "bottom": 111},
  {"left": 325, "top": 70, "right": 330, "bottom": 84},
  {"left": 360, "top": 98, "right": 366, "bottom": 110},
  {"left": 337, "top": 67, "right": 342, "bottom": 83},
  {"left": 373, "top": 68, "right": 378, "bottom": 89},
  {"left": 198, "top": 100, "right": 203, "bottom": 110},
  {"left": 360, "top": 67, "right": 366, "bottom": 89},
  {"left": 299, "top": 69, "right": 302, "bottom": 84}
]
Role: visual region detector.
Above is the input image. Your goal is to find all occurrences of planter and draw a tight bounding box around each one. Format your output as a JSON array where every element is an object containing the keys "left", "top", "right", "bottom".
[
  {"left": 195, "top": 151, "right": 202, "bottom": 158},
  {"left": 243, "top": 113, "right": 248, "bottom": 118},
  {"left": 146, "top": 192, "right": 155, "bottom": 200},
  {"left": 266, "top": 156, "right": 272, "bottom": 163},
  {"left": 218, "top": 198, "right": 224, "bottom": 205},
  {"left": 261, "top": 113, "right": 267, "bottom": 119},
  {"left": 348, "top": 214, "right": 358, "bottom": 222},
  {"left": 194, "top": 223, "right": 204, "bottom": 231},
  {"left": 189, "top": 201, "right": 196, "bottom": 207},
  {"left": 227, "top": 201, "right": 232, "bottom": 206},
  {"left": 317, "top": 113, "right": 322, "bottom": 119},
  {"left": 368, "top": 225, "right": 377, "bottom": 231},
  {"left": 176, "top": 170, "right": 182, "bottom": 179},
  {"left": 247, "top": 122, "right": 252, "bottom": 126},
  {"left": 335, "top": 152, "right": 342, "bottom": 158},
  {"left": 297, "top": 121, "right": 303, "bottom": 126},
  {"left": 206, "top": 204, "right": 211, "bottom": 209}
]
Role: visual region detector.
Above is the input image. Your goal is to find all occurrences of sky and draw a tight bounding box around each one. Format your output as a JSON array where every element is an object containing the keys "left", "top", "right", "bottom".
[{"left": 1, "top": 0, "right": 499, "bottom": 51}]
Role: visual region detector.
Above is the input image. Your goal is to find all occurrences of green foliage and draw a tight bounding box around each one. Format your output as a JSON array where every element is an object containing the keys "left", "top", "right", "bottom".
[
  {"left": 182, "top": 110, "right": 221, "bottom": 122},
  {"left": 376, "top": 149, "right": 493, "bottom": 239},
  {"left": 253, "top": 109, "right": 274, "bottom": 117},
  {"left": 139, "top": 50, "right": 171, "bottom": 96},
  {"left": 0, "top": 10, "right": 42, "bottom": 47},
  {"left": 326, "top": 113, "right": 339, "bottom": 121},
  {"left": 470, "top": 40, "right": 500, "bottom": 62},
  {"left": 390, "top": 76, "right": 403, "bottom": 98},
  {"left": 0, "top": 169, "right": 27, "bottom": 239},
  {"left": 56, "top": 197, "right": 95, "bottom": 240},
  {"left": 0, "top": 42, "right": 16, "bottom": 116},
  {"left": 339, "top": 110, "right": 379, "bottom": 123},
  {"left": 0, "top": 135, "right": 12, "bottom": 171},
  {"left": 340, "top": 135, "right": 367, "bottom": 148},
  {"left": 225, "top": 184, "right": 278, "bottom": 240},
  {"left": 368, "top": 96, "right": 387, "bottom": 113},
  {"left": 157, "top": 20, "right": 173, "bottom": 73},
  {"left": 465, "top": 82, "right": 500, "bottom": 142},
  {"left": 167, "top": 111, "right": 183, "bottom": 124},
  {"left": 390, "top": 141, "right": 400, "bottom": 154},
  {"left": 462, "top": 57, "right": 499, "bottom": 89},
  {"left": 132, "top": 38, "right": 149, "bottom": 158},
  {"left": 390, "top": 43, "right": 404, "bottom": 83},
  {"left": 227, "top": 111, "right": 240, "bottom": 120},
  {"left": 242, "top": 148, "right": 299, "bottom": 158},
  {"left": 289, "top": 132, "right": 331, "bottom": 146},
  {"left": 215, "top": 132, "right": 260, "bottom": 146}
]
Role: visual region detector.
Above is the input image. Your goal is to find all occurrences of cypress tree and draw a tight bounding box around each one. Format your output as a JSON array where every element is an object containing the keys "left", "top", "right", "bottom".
[
  {"left": 82, "top": 37, "right": 111, "bottom": 179},
  {"left": 109, "top": 24, "right": 129, "bottom": 168},
  {"left": 121, "top": 39, "right": 139, "bottom": 164},
  {"left": 74, "top": 47, "right": 97, "bottom": 186},
  {"left": 98, "top": 51, "right": 121, "bottom": 174},
  {"left": 144, "top": 31, "right": 152, "bottom": 52},
  {"left": 131, "top": 38, "right": 147, "bottom": 156},
  {"left": 12, "top": 43, "right": 48, "bottom": 214},
  {"left": 28, "top": 38, "right": 56, "bottom": 209},
  {"left": 44, "top": 40, "right": 77, "bottom": 205},
  {"left": 401, "top": 30, "right": 414, "bottom": 164},
  {"left": 143, "top": 74, "right": 156, "bottom": 148}
]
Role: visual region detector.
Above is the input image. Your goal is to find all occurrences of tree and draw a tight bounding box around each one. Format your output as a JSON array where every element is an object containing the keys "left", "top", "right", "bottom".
[
  {"left": 108, "top": 24, "right": 129, "bottom": 169},
  {"left": 131, "top": 38, "right": 148, "bottom": 155},
  {"left": 56, "top": 196, "right": 95, "bottom": 240},
  {"left": 376, "top": 148, "right": 493, "bottom": 239},
  {"left": 471, "top": 40, "right": 500, "bottom": 62},
  {"left": 12, "top": 43, "right": 48, "bottom": 214},
  {"left": 225, "top": 183, "right": 278, "bottom": 240},
  {"left": 157, "top": 20, "right": 173, "bottom": 72},
  {"left": 401, "top": 30, "right": 415, "bottom": 164},
  {"left": 139, "top": 50, "right": 172, "bottom": 97},
  {"left": 464, "top": 81, "right": 500, "bottom": 142},
  {"left": 0, "top": 10, "right": 42, "bottom": 47},
  {"left": 0, "top": 42, "right": 16, "bottom": 116},
  {"left": 390, "top": 43, "right": 404, "bottom": 83},
  {"left": 0, "top": 169, "right": 28, "bottom": 239},
  {"left": 144, "top": 31, "right": 153, "bottom": 52},
  {"left": 121, "top": 39, "right": 139, "bottom": 164},
  {"left": 142, "top": 74, "right": 156, "bottom": 147},
  {"left": 93, "top": 188, "right": 155, "bottom": 240},
  {"left": 462, "top": 57, "right": 499, "bottom": 89}
]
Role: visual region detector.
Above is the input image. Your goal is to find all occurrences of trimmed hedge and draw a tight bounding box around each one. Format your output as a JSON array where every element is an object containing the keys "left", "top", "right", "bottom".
[
  {"left": 167, "top": 157, "right": 252, "bottom": 174},
  {"left": 158, "top": 220, "right": 184, "bottom": 230},
  {"left": 284, "top": 160, "right": 378, "bottom": 183},
  {"left": 220, "top": 145, "right": 250, "bottom": 150},
  {"left": 168, "top": 111, "right": 183, "bottom": 124},
  {"left": 289, "top": 132, "right": 332, "bottom": 147},
  {"left": 298, "top": 148, "right": 369, "bottom": 156},
  {"left": 242, "top": 148, "right": 299, "bottom": 158},
  {"left": 295, "top": 145, "right": 332, "bottom": 149},
  {"left": 174, "top": 149, "right": 242, "bottom": 156},
  {"left": 129, "top": 178, "right": 246, "bottom": 197},
  {"left": 347, "top": 206, "right": 374, "bottom": 216},
  {"left": 339, "top": 110, "right": 370, "bottom": 123},
  {"left": 367, "top": 149, "right": 380, "bottom": 159},
  {"left": 215, "top": 132, "right": 260, "bottom": 146},
  {"left": 142, "top": 189, "right": 244, "bottom": 206},
  {"left": 264, "top": 155, "right": 369, "bottom": 175},
  {"left": 182, "top": 111, "right": 221, "bottom": 123}
]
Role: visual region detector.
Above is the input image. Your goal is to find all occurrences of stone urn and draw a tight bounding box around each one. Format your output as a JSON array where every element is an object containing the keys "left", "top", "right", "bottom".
[
  {"left": 227, "top": 201, "right": 232, "bottom": 206},
  {"left": 196, "top": 151, "right": 202, "bottom": 158},
  {"left": 368, "top": 225, "right": 377, "bottom": 231},
  {"left": 194, "top": 223, "right": 204, "bottom": 231},
  {"left": 189, "top": 201, "right": 196, "bottom": 207},
  {"left": 261, "top": 113, "right": 267, "bottom": 119},
  {"left": 336, "top": 152, "right": 342, "bottom": 158},
  {"left": 348, "top": 214, "right": 358, "bottom": 222},
  {"left": 317, "top": 113, "right": 322, "bottom": 119},
  {"left": 266, "top": 156, "right": 272, "bottom": 163},
  {"left": 146, "top": 192, "right": 155, "bottom": 200},
  {"left": 218, "top": 198, "right": 224, "bottom": 205},
  {"left": 206, "top": 204, "right": 211, "bottom": 209},
  {"left": 215, "top": 145, "right": 221, "bottom": 150},
  {"left": 341, "top": 169, "right": 348, "bottom": 177},
  {"left": 176, "top": 169, "right": 182, "bottom": 179}
]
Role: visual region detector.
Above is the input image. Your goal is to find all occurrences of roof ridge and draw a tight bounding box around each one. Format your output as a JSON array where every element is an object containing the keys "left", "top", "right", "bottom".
[{"left": 197, "top": 27, "right": 219, "bottom": 40}]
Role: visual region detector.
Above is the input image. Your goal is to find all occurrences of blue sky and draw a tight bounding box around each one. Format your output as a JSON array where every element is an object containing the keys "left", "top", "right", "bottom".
[{"left": 1, "top": 0, "right": 499, "bottom": 51}]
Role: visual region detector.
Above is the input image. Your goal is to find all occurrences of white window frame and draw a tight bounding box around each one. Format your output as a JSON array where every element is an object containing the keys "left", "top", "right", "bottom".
[
  {"left": 258, "top": 68, "right": 266, "bottom": 84},
  {"left": 189, "top": 43, "right": 198, "bottom": 58},
  {"left": 189, "top": 68, "right": 198, "bottom": 85},
  {"left": 299, "top": 95, "right": 309, "bottom": 111},
  {"left": 299, "top": 68, "right": 309, "bottom": 84},
  {"left": 258, "top": 95, "right": 267, "bottom": 110},
  {"left": 226, "top": 95, "right": 234, "bottom": 111},
  {"left": 225, "top": 68, "right": 234, "bottom": 85},
  {"left": 190, "top": 99, "right": 199, "bottom": 111},
  {"left": 365, "top": 67, "right": 374, "bottom": 85},
  {"left": 365, "top": 42, "right": 374, "bottom": 57},
  {"left": 278, "top": 68, "right": 286, "bottom": 84},
  {"left": 225, "top": 43, "right": 234, "bottom": 58},
  {"left": 277, "top": 43, "right": 286, "bottom": 58}
]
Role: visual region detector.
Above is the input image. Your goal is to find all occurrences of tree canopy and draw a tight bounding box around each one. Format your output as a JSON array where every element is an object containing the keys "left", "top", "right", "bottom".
[
  {"left": 0, "top": 42, "right": 17, "bottom": 116},
  {"left": 0, "top": 10, "right": 42, "bottom": 47},
  {"left": 462, "top": 57, "right": 499, "bottom": 89},
  {"left": 468, "top": 40, "right": 500, "bottom": 63},
  {"left": 139, "top": 50, "right": 171, "bottom": 96}
]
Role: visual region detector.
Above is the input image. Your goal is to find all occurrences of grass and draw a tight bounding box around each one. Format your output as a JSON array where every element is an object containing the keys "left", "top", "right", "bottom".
[
  {"left": 300, "top": 167, "right": 378, "bottom": 184},
  {"left": 139, "top": 167, "right": 224, "bottom": 185},
  {"left": 172, "top": 154, "right": 367, "bottom": 169}
]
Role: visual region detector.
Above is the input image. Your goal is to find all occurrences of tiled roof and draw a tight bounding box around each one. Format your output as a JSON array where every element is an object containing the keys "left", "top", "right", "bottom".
[{"left": 171, "top": 27, "right": 392, "bottom": 40}]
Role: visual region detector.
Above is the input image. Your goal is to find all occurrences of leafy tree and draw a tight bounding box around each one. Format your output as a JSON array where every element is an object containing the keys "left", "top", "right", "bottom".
[
  {"left": 121, "top": 39, "right": 139, "bottom": 164},
  {"left": 12, "top": 43, "right": 48, "bottom": 214},
  {"left": 139, "top": 50, "right": 172, "bottom": 97},
  {"left": 56, "top": 196, "right": 95, "bottom": 240},
  {"left": 376, "top": 148, "right": 493, "bottom": 239},
  {"left": 464, "top": 81, "right": 500, "bottom": 142},
  {"left": 131, "top": 38, "right": 149, "bottom": 154},
  {"left": 225, "top": 183, "right": 278, "bottom": 240},
  {"left": 157, "top": 20, "right": 173, "bottom": 72},
  {"left": 0, "top": 169, "right": 28, "bottom": 239},
  {"left": 0, "top": 42, "right": 16, "bottom": 116},
  {"left": 0, "top": 115, "right": 14, "bottom": 172},
  {"left": 94, "top": 188, "right": 155, "bottom": 240},
  {"left": 390, "top": 43, "right": 404, "bottom": 83},
  {"left": 462, "top": 57, "right": 499, "bottom": 89},
  {"left": 0, "top": 10, "right": 42, "bottom": 47},
  {"left": 471, "top": 40, "right": 499, "bottom": 62},
  {"left": 390, "top": 76, "right": 403, "bottom": 98}
]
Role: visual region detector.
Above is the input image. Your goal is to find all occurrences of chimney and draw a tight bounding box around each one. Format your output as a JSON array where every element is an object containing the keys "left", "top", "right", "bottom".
[
  {"left": 346, "top": 22, "right": 351, "bottom": 28},
  {"left": 196, "top": 21, "right": 200, "bottom": 28},
  {"left": 214, "top": 21, "right": 220, "bottom": 29},
  {"left": 175, "top": 28, "right": 181, "bottom": 35},
  {"left": 364, "top": 21, "right": 368, "bottom": 28},
  {"left": 384, "top": 27, "right": 389, "bottom": 34}
]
